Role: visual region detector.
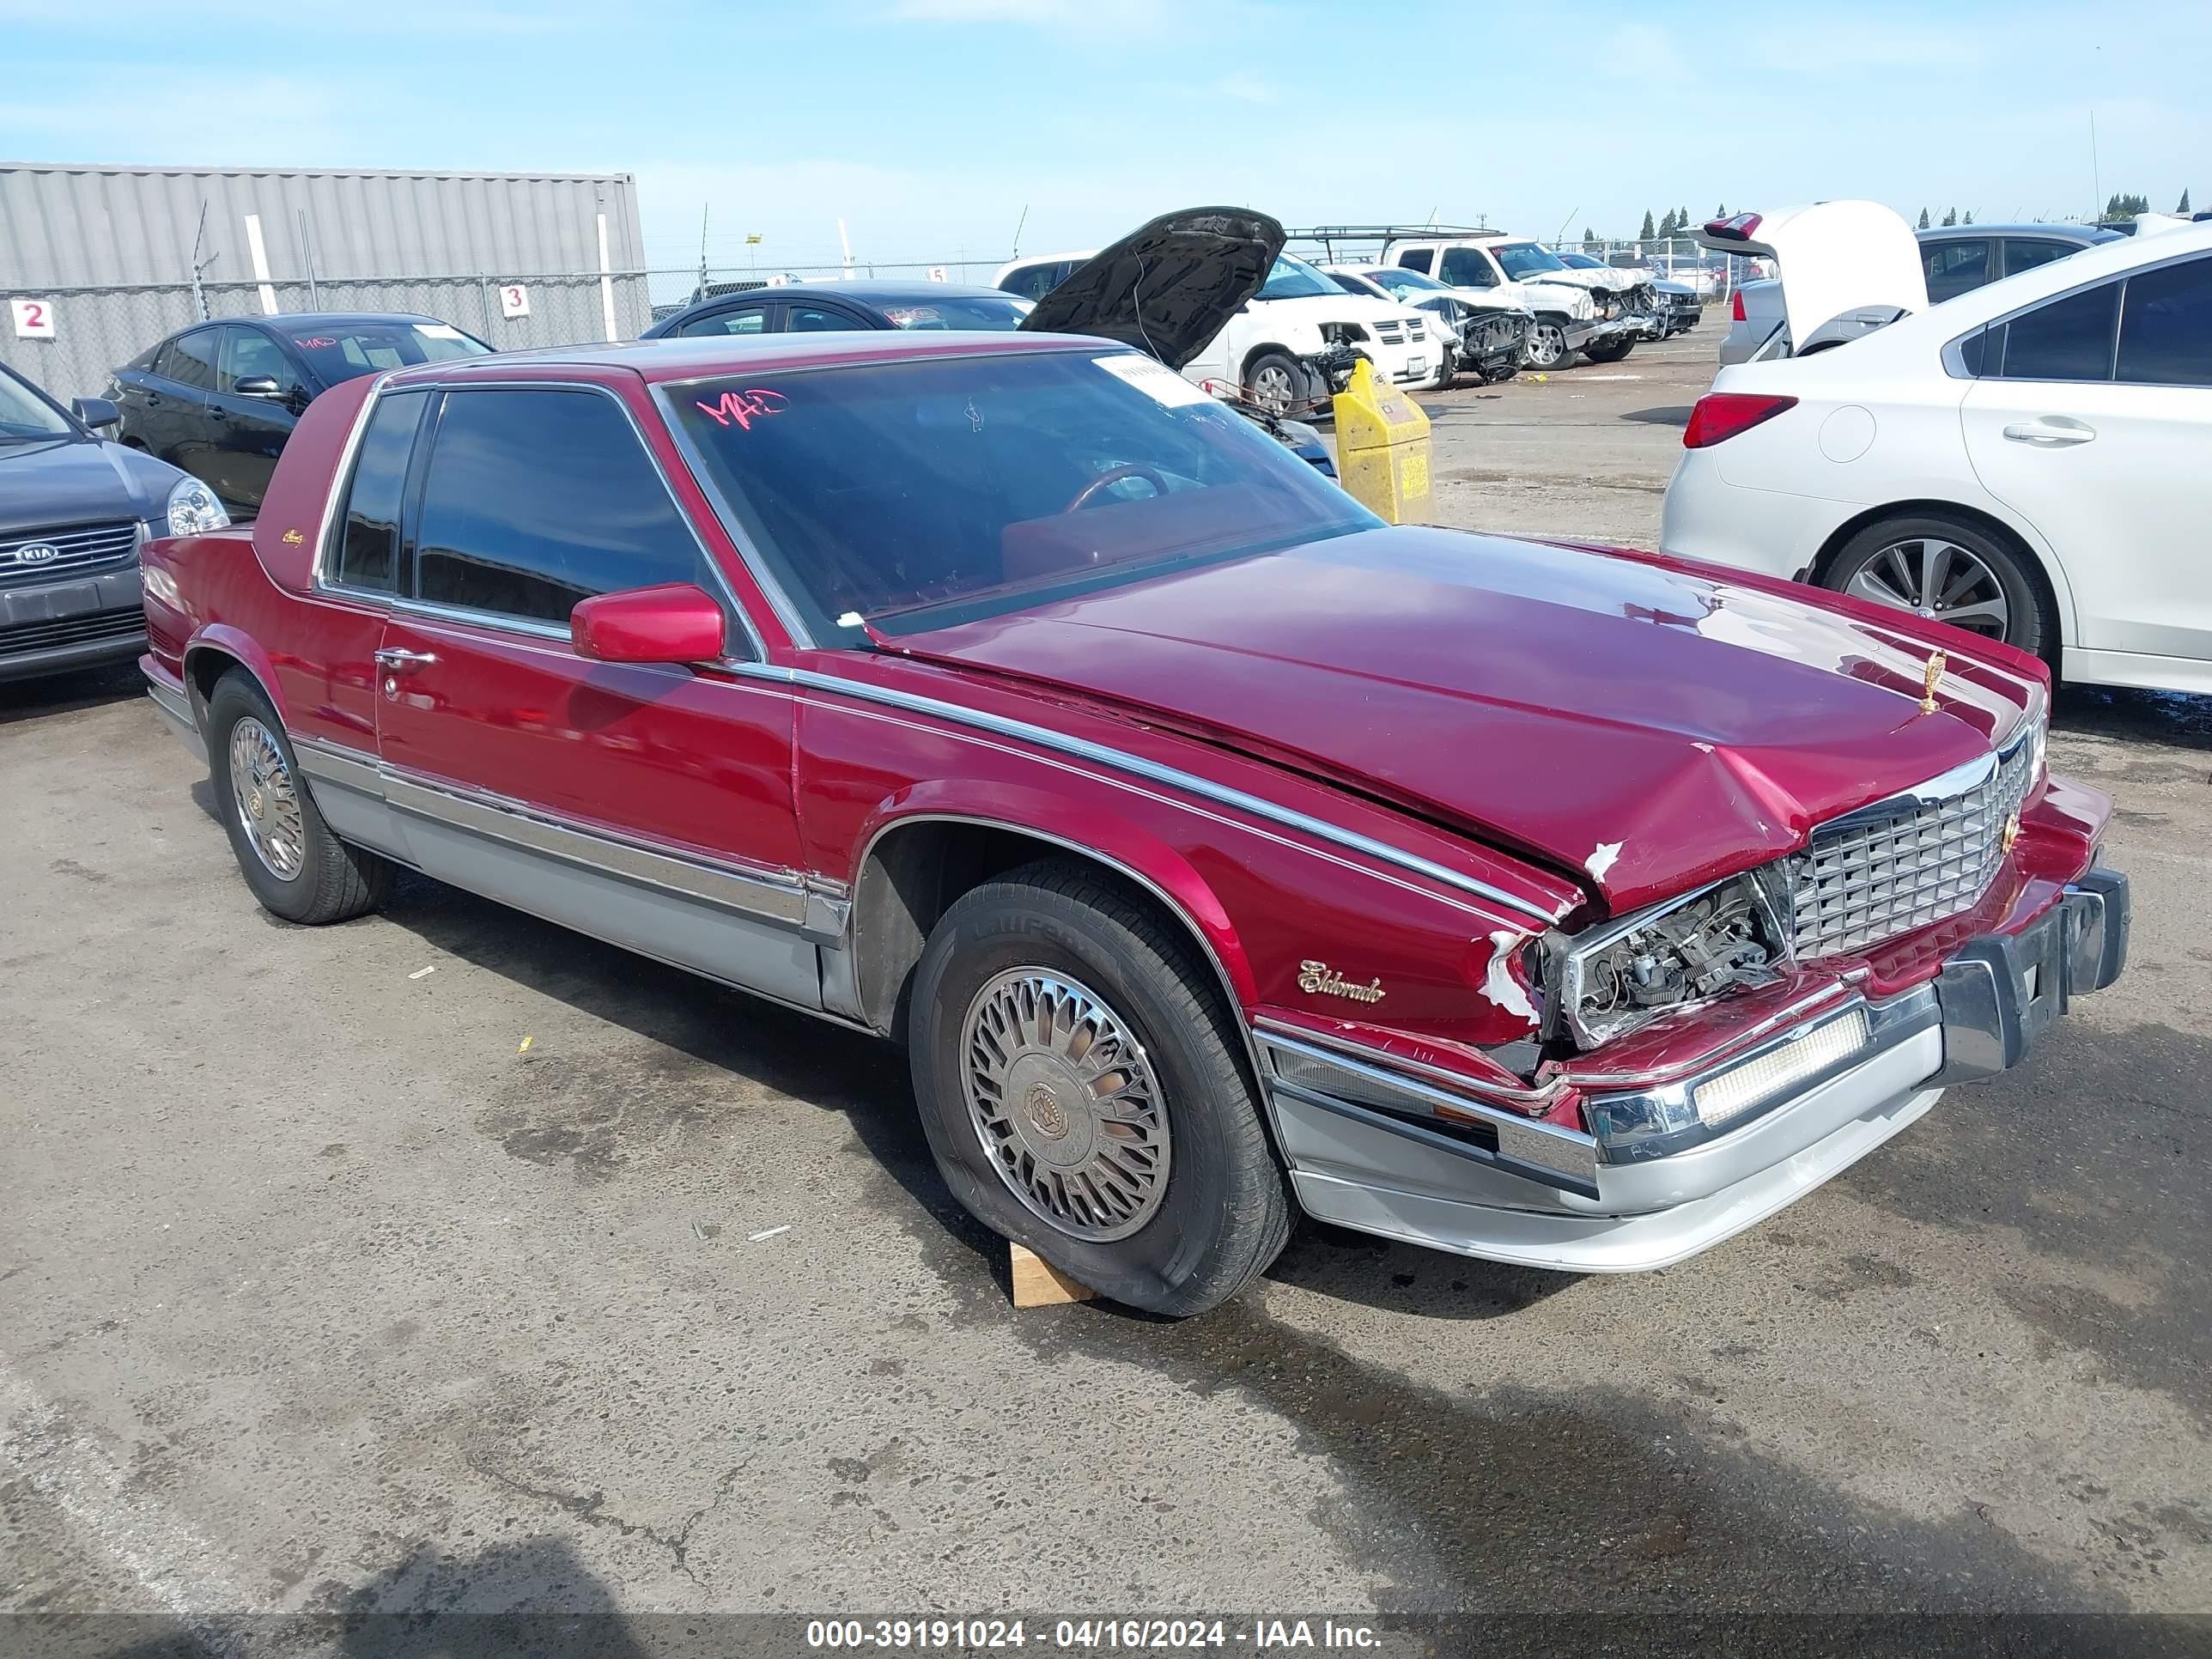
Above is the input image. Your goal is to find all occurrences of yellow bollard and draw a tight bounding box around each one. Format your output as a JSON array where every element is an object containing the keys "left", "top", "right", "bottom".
[{"left": 1331, "top": 356, "right": 1431, "bottom": 524}]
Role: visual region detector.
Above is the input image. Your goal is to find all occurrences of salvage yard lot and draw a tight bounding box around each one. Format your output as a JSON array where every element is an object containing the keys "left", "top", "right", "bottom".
[{"left": 4, "top": 326, "right": 2209, "bottom": 1635}]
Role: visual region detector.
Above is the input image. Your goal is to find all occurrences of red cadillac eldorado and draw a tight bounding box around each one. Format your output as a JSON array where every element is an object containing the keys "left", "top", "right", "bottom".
[{"left": 138, "top": 330, "right": 2128, "bottom": 1316}]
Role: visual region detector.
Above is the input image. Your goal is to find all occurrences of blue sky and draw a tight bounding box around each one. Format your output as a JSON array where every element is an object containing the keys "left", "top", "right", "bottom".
[{"left": 5, "top": 0, "right": 2207, "bottom": 274}]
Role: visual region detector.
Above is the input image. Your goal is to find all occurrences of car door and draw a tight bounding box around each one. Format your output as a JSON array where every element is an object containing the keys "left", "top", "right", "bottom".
[
  {"left": 205, "top": 324, "right": 306, "bottom": 513},
  {"left": 370, "top": 380, "right": 820, "bottom": 1003},
  {"left": 674, "top": 301, "right": 775, "bottom": 338},
  {"left": 1960, "top": 253, "right": 2212, "bottom": 665},
  {"left": 131, "top": 330, "right": 217, "bottom": 473}
]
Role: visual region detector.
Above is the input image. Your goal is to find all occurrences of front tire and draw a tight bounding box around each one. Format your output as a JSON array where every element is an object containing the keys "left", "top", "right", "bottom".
[
  {"left": 1522, "top": 319, "right": 1571, "bottom": 369},
  {"left": 1243, "top": 349, "right": 1310, "bottom": 417},
  {"left": 1582, "top": 336, "right": 1637, "bottom": 363},
  {"left": 907, "top": 860, "right": 1291, "bottom": 1316},
  {"left": 1820, "top": 514, "right": 2051, "bottom": 659},
  {"left": 205, "top": 672, "right": 390, "bottom": 924}
]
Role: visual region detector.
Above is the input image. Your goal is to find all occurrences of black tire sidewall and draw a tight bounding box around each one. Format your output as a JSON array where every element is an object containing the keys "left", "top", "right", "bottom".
[
  {"left": 205, "top": 674, "right": 331, "bottom": 921},
  {"left": 1827, "top": 514, "right": 2048, "bottom": 659},
  {"left": 1244, "top": 349, "right": 1309, "bottom": 415},
  {"left": 908, "top": 883, "right": 1267, "bottom": 1312}
]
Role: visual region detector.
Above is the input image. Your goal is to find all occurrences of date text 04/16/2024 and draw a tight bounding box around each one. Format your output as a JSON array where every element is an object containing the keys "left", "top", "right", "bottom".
[{"left": 804, "top": 1619, "right": 1383, "bottom": 1650}]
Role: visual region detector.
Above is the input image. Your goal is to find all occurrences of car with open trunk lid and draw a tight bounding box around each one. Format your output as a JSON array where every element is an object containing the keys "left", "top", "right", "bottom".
[{"left": 137, "top": 325, "right": 2129, "bottom": 1316}]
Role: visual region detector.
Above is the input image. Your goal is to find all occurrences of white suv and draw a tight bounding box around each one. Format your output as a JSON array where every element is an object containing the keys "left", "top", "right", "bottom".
[
  {"left": 995, "top": 249, "right": 1439, "bottom": 410},
  {"left": 1378, "top": 235, "right": 1632, "bottom": 368}
]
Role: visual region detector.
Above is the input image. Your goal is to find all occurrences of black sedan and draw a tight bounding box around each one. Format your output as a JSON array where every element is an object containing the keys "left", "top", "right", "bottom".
[
  {"left": 1, "top": 361, "right": 193, "bottom": 683},
  {"left": 110, "top": 313, "right": 490, "bottom": 515},
  {"left": 641, "top": 281, "right": 1033, "bottom": 341}
]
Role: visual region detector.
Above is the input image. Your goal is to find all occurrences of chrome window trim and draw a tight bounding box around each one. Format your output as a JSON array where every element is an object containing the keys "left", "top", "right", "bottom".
[
  {"left": 308, "top": 372, "right": 393, "bottom": 597},
  {"left": 1945, "top": 244, "right": 2212, "bottom": 385},
  {"left": 728, "top": 660, "right": 1567, "bottom": 925},
  {"left": 317, "top": 377, "right": 767, "bottom": 660}
]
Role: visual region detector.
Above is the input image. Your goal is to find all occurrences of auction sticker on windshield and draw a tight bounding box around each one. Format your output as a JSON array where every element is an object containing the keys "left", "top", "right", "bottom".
[{"left": 1095, "top": 354, "right": 1212, "bottom": 408}]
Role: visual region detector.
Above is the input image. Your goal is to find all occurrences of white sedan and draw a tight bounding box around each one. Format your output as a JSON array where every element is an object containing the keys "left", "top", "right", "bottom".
[{"left": 1662, "top": 216, "right": 2212, "bottom": 696}]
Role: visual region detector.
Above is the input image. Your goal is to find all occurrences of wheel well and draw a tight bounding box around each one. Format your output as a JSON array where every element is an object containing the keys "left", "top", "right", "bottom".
[
  {"left": 1807, "top": 500, "right": 2064, "bottom": 654},
  {"left": 1238, "top": 343, "right": 1295, "bottom": 380},
  {"left": 850, "top": 819, "right": 1243, "bottom": 1049},
  {"left": 183, "top": 646, "right": 247, "bottom": 725}
]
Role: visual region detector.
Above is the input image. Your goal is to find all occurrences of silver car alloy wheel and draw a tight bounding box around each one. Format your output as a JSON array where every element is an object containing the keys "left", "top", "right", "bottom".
[
  {"left": 1844, "top": 537, "right": 2011, "bottom": 640},
  {"left": 1249, "top": 362, "right": 1297, "bottom": 416},
  {"left": 960, "top": 968, "right": 1171, "bottom": 1243},
  {"left": 1524, "top": 323, "right": 1565, "bottom": 368},
  {"left": 228, "top": 715, "right": 307, "bottom": 880}
]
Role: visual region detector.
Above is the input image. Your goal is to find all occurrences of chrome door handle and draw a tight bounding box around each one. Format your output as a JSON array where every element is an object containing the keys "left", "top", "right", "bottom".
[
  {"left": 374, "top": 647, "right": 438, "bottom": 672},
  {"left": 2002, "top": 418, "right": 2095, "bottom": 446}
]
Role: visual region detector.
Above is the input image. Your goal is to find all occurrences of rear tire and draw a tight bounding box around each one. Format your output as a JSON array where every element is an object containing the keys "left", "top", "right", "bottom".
[
  {"left": 907, "top": 859, "right": 1291, "bottom": 1316},
  {"left": 205, "top": 672, "right": 390, "bottom": 925},
  {"left": 1820, "top": 513, "right": 2051, "bottom": 660}
]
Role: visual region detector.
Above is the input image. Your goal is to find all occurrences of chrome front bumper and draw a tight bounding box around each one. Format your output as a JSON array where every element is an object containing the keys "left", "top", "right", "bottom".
[{"left": 1261, "top": 872, "right": 2129, "bottom": 1273}]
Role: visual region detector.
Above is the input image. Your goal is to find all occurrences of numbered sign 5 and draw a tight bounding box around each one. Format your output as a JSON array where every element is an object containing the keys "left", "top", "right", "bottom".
[
  {"left": 498, "top": 284, "right": 531, "bottom": 319},
  {"left": 10, "top": 298, "right": 57, "bottom": 339},
  {"left": 926, "top": 266, "right": 949, "bottom": 283}
]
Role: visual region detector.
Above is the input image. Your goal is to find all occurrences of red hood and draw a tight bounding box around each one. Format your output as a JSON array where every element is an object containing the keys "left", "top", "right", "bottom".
[{"left": 882, "top": 527, "right": 2039, "bottom": 914}]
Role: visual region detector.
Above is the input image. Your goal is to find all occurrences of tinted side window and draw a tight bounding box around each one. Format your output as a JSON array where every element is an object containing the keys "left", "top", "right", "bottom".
[
  {"left": 2117, "top": 257, "right": 2212, "bottom": 386},
  {"left": 331, "top": 391, "right": 427, "bottom": 593},
  {"left": 999, "top": 263, "right": 1068, "bottom": 301},
  {"left": 1439, "top": 249, "right": 1498, "bottom": 288},
  {"left": 217, "top": 328, "right": 296, "bottom": 395},
  {"left": 162, "top": 331, "right": 220, "bottom": 391},
  {"left": 1396, "top": 249, "right": 1433, "bottom": 274},
  {"left": 788, "top": 305, "right": 866, "bottom": 332},
  {"left": 1999, "top": 283, "right": 2119, "bottom": 381},
  {"left": 1923, "top": 240, "right": 1992, "bottom": 302},
  {"left": 678, "top": 306, "right": 769, "bottom": 338},
  {"left": 414, "top": 389, "right": 703, "bottom": 626},
  {"left": 2003, "top": 240, "right": 2075, "bottom": 277}
]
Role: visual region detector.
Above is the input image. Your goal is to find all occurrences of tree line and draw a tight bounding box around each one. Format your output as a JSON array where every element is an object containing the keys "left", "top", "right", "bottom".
[{"left": 1594, "top": 189, "right": 2195, "bottom": 248}]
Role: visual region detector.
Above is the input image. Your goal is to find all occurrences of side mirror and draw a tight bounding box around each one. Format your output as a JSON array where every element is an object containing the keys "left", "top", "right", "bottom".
[
  {"left": 570, "top": 582, "right": 726, "bottom": 666},
  {"left": 73, "top": 396, "right": 120, "bottom": 428},
  {"left": 233, "top": 376, "right": 285, "bottom": 399}
]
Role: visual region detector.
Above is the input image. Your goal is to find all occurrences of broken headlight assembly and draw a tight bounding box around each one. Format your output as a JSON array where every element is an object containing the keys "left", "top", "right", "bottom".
[
  {"left": 1317, "top": 321, "right": 1370, "bottom": 347},
  {"left": 1543, "top": 870, "right": 1792, "bottom": 1051}
]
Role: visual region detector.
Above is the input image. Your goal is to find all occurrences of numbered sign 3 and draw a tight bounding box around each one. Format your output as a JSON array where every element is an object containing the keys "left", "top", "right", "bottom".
[
  {"left": 498, "top": 284, "right": 531, "bottom": 319},
  {"left": 10, "top": 298, "right": 57, "bottom": 339}
]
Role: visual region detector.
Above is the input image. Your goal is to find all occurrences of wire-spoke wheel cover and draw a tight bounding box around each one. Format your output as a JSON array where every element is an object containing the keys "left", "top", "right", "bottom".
[
  {"left": 960, "top": 968, "right": 1171, "bottom": 1242},
  {"left": 228, "top": 715, "right": 306, "bottom": 880},
  {"left": 1844, "top": 537, "right": 2011, "bottom": 640}
]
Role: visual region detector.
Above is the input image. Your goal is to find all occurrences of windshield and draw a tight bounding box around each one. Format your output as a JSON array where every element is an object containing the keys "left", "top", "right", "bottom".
[
  {"left": 287, "top": 320, "right": 491, "bottom": 385},
  {"left": 0, "top": 368, "right": 76, "bottom": 441},
  {"left": 878, "top": 295, "right": 1033, "bottom": 331},
  {"left": 1556, "top": 252, "right": 1601, "bottom": 269},
  {"left": 1365, "top": 266, "right": 1447, "bottom": 295},
  {"left": 1256, "top": 254, "right": 1340, "bottom": 301},
  {"left": 669, "top": 349, "right": 1377, "bottom": 641},
  {"left": 1494, "top": 242, "right": 1569, "bottom": 280}
]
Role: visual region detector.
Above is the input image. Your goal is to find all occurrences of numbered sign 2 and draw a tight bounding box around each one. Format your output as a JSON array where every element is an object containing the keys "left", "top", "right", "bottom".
[
  {"left": 498, "top": 284, "right": 531, "bottom": 319},
  {"left": 10, "top": 298, "right": 57, "bottom": 339}
]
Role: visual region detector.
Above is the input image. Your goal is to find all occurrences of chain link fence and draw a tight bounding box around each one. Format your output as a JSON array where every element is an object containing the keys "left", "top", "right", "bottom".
[{"left": 1539, "top": 236, "right": 1767, "bottom": 300}]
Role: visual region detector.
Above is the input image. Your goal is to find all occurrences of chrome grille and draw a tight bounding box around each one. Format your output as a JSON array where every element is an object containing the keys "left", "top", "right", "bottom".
[
  {"left": 1789, "top": 733, "right": 2038, "bottom": 958},
  {"left": 0, "top": 521, "right": 140, "bottom": 588}
]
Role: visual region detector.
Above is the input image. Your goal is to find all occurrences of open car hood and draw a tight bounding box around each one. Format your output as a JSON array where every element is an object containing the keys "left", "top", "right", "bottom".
[
  {"left": 1699, "top": 202, "right": 1927, "bottom": 351},
  {"left": 1018, "top": 207, "right": 1283, "bottom": 371}
]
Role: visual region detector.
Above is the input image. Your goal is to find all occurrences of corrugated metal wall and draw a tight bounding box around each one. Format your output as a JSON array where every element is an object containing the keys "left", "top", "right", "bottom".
[{"left": 1, "top": 164, "right": 650, "bottom": 401}]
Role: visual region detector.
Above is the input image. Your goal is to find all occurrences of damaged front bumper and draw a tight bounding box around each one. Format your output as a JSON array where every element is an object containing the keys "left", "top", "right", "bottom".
[
  {"left": 1258, "top": 870, "right": 2129, "bottom": 1273},
  {"left": 1458, "top": 310, "right": 1532, "bottom": 380}
]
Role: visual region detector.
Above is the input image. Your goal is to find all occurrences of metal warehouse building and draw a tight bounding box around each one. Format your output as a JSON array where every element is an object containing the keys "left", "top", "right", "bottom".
[{"left": 1, "top": 163, "right": 649, "bottom": 402}]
